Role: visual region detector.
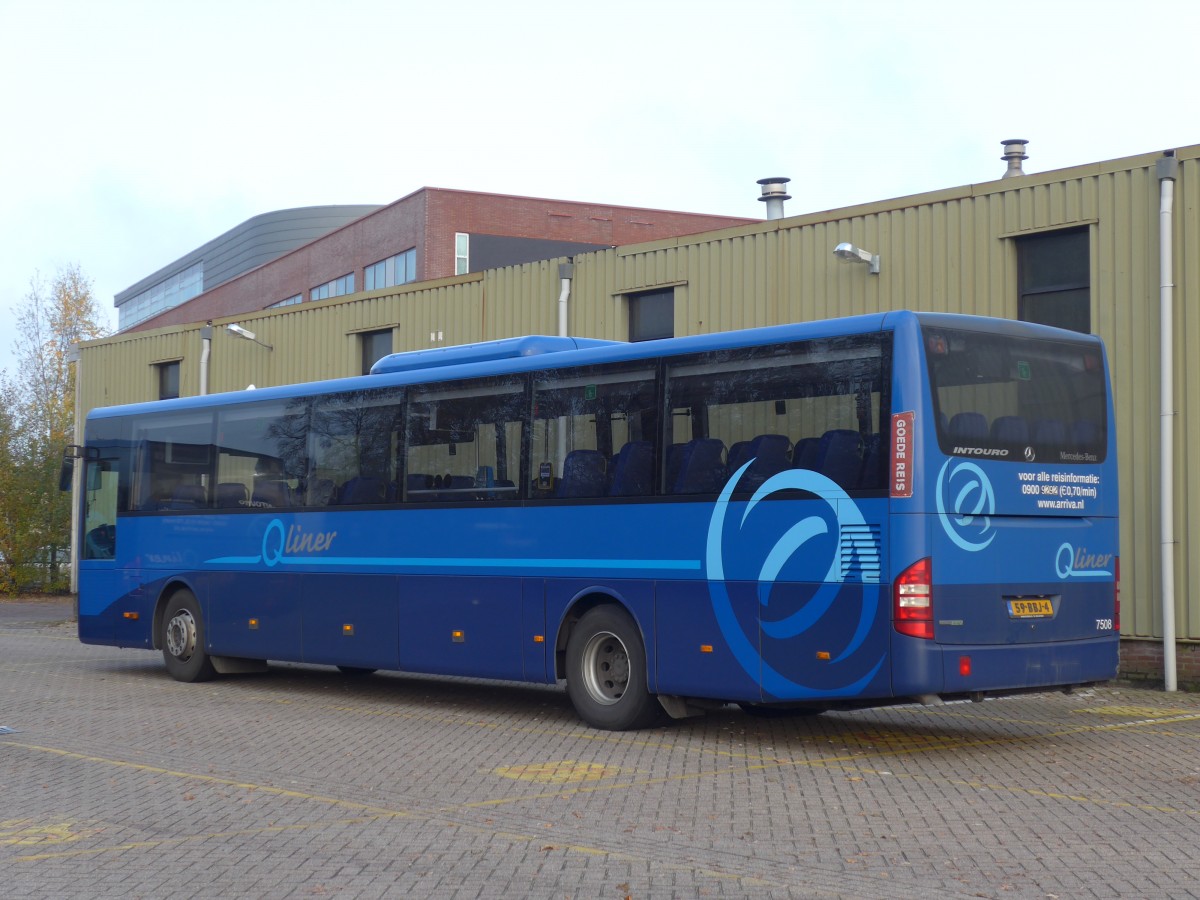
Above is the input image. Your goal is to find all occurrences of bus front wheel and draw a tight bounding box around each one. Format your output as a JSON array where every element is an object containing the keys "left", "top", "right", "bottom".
[
  {"left": 565, "top": 606, "right": 659, "bottom": 731},
  {"left": 161, "top": 590, "right": 216, "bottom": 683}
]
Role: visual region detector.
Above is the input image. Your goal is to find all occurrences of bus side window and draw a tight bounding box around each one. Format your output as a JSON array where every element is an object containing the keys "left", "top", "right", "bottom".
[
  {"left": 309, "top": 389, "right": 403, "bottom": 507},
  {"left": 404, "top": 378, "right": 523, "bottom": 503},
  {"left": 215, "top": 399, "right": 308, "bottom": 510},
  {"left": 530, "top": 364, "right": 656, "bottom": 499},
  {"left": 664, "top": 336, "right": 886, "bottom": 495}
]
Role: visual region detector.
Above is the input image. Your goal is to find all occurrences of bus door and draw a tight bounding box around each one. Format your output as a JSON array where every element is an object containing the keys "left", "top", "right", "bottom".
[{"left": 76, "top": 449, "right": 146, "bottom": 644}]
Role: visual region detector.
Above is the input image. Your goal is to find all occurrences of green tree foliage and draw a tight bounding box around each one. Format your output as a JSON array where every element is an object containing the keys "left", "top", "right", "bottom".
[{"left": 0, "top": 265, "right": 109, "bottom": 593}]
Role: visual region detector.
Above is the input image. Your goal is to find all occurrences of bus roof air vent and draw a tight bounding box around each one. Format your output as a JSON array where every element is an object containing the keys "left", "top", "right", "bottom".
[{"left": 369, "top": 335, "right": 620, "bottom": 376}]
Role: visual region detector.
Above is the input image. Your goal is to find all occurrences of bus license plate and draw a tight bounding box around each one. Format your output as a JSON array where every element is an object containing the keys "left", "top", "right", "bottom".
[{"left": 1008, "top": 599, "right": 1054, "bottom": 618}]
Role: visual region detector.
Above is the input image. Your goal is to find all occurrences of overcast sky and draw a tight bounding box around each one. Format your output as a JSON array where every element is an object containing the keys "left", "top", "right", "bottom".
[{"left": 2, "top": 0, "right": 1197, "bottom": 375}]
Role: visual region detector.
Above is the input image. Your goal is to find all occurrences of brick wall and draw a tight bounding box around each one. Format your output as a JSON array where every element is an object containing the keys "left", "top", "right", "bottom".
[
  {"left": 131, "top": 189, "right": 757, "bottom": 332},
  {"left": 1120, "top": 638, "right": 1200, "bottom": 689}
]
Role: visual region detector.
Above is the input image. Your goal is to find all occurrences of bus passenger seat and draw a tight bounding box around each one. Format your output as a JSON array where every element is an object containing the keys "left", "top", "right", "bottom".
[
  {"left": 339, "top": 476, "right": 386, "bottom": 505},
  {"left": 216, "top": 482, "right": 249, "bottom": 508},
  {"left": 252, "top": 480, "right": 292, "bottom": 508},
  {"left": 671, "top": 438, "right": 727, "bottom": 494},
  {"left": 736, "top": 434, "right": 791, "bottom": 490},
  {"left": 663, "top": 443, "right": 686, "bottom": 492},
  {"left": 440, "top": 475, "right": 476, "bottom": 501},
  {"left": 727, "top": 441, "right": 751, "bottom": 472},
  {"left": 948, "top": 412, "right": 988, "bottom": 443},
  {"left": 305, "top": 479, "right": 335, "bottom": 507},
  {"left": 406, "top": 473, "right": 434, "bottom": 496},
  {"left": 792, "top": 437, "right": 820, "bottom": 471},
  {"left": 557, "top": 450, "right": 607, "bottom": 498},
  {"left": 609, "top": 441, "right": 653, "bottom": 497},
  {"left": 816, "top": 429, "right": 863, "bottom": 490},
  {"left": 167, "top": 483, "right": 207, "bottom": 510},
  {"left": 1070, "top": 420, "right": 1100, "bottom": 449},
  {"left": 990, "top": 415, "right": 1029, "bottom": 444},
  {"left": 1034, "top": 418, "right": 1069, "bottom": 446}
]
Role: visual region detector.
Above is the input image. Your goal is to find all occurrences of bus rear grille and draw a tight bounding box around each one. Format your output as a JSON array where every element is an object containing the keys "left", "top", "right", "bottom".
[{"left": 840, "top": 523, "right": 882, "bottom": 583}]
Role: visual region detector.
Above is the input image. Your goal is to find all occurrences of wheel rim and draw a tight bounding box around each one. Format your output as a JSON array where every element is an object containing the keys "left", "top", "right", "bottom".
[
  {"left": 165, "top": 608, "right": 197, "bottom": 661},
  {"left": 579, "top": 630, "right": 631, "bottom": 706}
]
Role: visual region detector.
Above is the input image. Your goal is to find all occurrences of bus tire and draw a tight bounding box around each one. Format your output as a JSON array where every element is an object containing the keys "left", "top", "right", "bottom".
[
  {"left": 565, "top": 606, "right": 660, "bottom": 731},
  {"left": 161, "top": 590, "right": 216, "bottom": 683}
]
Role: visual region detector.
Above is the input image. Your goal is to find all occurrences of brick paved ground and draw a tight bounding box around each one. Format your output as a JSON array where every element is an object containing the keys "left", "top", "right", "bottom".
[{"left": 3, "top": 597, "right": 1200, "bottom": 899}]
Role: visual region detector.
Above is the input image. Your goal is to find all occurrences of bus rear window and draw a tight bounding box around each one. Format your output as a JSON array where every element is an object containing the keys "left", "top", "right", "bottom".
[{"left": 924, "top": 326, "right": 1107, "bottom": 464}]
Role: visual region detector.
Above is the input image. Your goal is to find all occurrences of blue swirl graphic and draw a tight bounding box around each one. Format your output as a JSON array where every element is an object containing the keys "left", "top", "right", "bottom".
[
  {"left": 706, "top": 462, "right": 884, "bottom": 698},
  {"left": 935, "top": 460, "right": 996, "bottom": 552}
]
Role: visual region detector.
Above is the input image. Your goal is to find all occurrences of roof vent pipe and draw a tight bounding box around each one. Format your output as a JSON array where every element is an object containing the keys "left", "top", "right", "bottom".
[
  {"left": 757, "top": 177, "right": 792, "bottom": 220},
  {"left": 1001, "top": 139, "right": 1029, "bottom": 178}
]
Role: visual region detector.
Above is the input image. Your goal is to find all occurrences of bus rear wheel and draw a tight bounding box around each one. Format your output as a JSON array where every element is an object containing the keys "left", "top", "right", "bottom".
[
  {"left": 161, "top": 590, "right": 216, "bottom": 683},
  {"left": 565, "top": 606, "right": 659, "bottom": 731}
]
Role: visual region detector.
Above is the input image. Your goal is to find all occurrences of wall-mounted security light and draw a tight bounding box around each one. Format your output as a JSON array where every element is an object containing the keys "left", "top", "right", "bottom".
[
  {"left": 226, "top": 322, "right": 273, "bottom": 350},
  {"left": 833, "top": 242, "right": 880, "bottom": 275}
]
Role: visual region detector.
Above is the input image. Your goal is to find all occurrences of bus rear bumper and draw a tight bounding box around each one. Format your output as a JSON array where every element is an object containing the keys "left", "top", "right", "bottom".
[{"left": 892, "top": 633, "right": 1119, "bottom": 698}]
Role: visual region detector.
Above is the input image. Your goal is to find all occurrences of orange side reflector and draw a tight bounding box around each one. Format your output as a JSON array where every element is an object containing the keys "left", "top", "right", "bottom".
[
  {"left": 700, "top": 644, "right": 713, "bottom": 654},
  {"left": 452, "top": 630, "right": 465, "bottom": 643},
  {"left": 533, "top": 635, "right": 545, "bottom": 643},
  {"left": 343, "top": 624, "right": 354, "bottom": 636},
  {"left": 816, "top": 651, "right": 831, "bottom": 661},
  {"left": 123, "top": 612, "right": 139, "bottom": 620},
  {"left": 248, "top": 618, "right": 259, "bottom": 630}
]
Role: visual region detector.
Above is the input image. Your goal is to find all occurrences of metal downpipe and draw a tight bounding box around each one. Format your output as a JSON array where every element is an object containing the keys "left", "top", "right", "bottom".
[{"left": 1158, "top": 154, "right": 1179, "bottom": 691}]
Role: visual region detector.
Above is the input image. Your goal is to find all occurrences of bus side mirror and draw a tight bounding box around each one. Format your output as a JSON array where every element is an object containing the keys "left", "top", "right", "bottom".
[
  {"left": 58, "top": 458, "right": 74, "bottom": 492},
  {"left": 60, "top": 445, "right": 85, "bottom": 492}
]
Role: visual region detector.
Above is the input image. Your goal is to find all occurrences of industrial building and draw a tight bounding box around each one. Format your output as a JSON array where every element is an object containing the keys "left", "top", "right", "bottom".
[
  {"left": 123, "top": 188, "right": 758, "bottom": 339},
  {"left": 77, "top": 143, "right": 1200, "bottom": 684},
  {"left": 115, "top": 205, "right": 383, "bottom": 330}
]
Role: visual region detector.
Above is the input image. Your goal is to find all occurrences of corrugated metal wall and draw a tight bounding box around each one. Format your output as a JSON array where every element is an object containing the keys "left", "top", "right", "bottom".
[{"left": 79, "top": 144, "right": 1200, "bottom": 642}]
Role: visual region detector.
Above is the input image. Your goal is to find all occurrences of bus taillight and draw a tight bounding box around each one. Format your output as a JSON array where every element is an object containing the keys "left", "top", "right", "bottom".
[{"left": 894, "top": 557, "right": 934, "bottom": 640}]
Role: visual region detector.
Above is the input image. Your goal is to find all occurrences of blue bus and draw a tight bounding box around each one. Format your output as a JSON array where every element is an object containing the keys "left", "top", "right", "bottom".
[{"left": 71, "top": 311, "right": 1118, "bottom": 729}]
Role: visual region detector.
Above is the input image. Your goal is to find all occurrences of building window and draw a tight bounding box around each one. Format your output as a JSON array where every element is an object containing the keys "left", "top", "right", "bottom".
[
  {"left": 311, "top": 273, "right": 355, "bottom": 302},
  {"left": 157, "top": 361, "right": 180, "bottom": 400},
  {"left": 1017, "top": 228, "right": 1090, "bottom": 333},
  {"left": 455, "top": 233, "right": 469, "bottom": 276},
  {"left": 118, "top": 261, "right": 204, "bottom": 330},
  {"left": 364, "top": 249, "right": 417, "bottom": 291},
  {"left": 628, "top": 288, "right": 674, "bottom": 342},
  {"left": 360, "top": 329, "right": 393, "bottom": 375},
  {"left": 267, "top": 294, "right": 302, "bottom": 309}
]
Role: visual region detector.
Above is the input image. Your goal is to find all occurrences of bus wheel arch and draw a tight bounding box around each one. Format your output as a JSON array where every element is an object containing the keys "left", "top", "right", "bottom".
[
  {"left": 559, "top": 594, "right": 660, "bottom": 731},
  {"left": 152, "top": 579, "right": 198, "bottom": 651},
  {"left": 554, "top": 590, "right": 631, "bottom": 680},
  {"left": 157, "top": 582, "right": 216, "bottom": 683}
]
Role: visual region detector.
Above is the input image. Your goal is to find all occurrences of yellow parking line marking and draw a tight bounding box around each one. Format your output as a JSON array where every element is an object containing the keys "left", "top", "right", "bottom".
[
  {"left": 1072, "top": 705, "right": 1199, "bottom": 718},
  {"left": 4, "top": 742, "right": 411, "bottom": 819},
  {"left": 1, "top": 741, "right": 802, "bottom": 892},
  {"left": 492, "top": 761, "right": 626, "bottom": 783},
  {"left": 14, "top": 816, "right": 395, "bottom": 862},
  {"left": 0, "top": 819, "right": 85, "bottom": 846}
]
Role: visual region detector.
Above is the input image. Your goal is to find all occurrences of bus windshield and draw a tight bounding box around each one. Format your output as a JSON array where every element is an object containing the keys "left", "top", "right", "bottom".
[{"left": 924, "top": 325, "right": 1108, "bottom": 464}]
